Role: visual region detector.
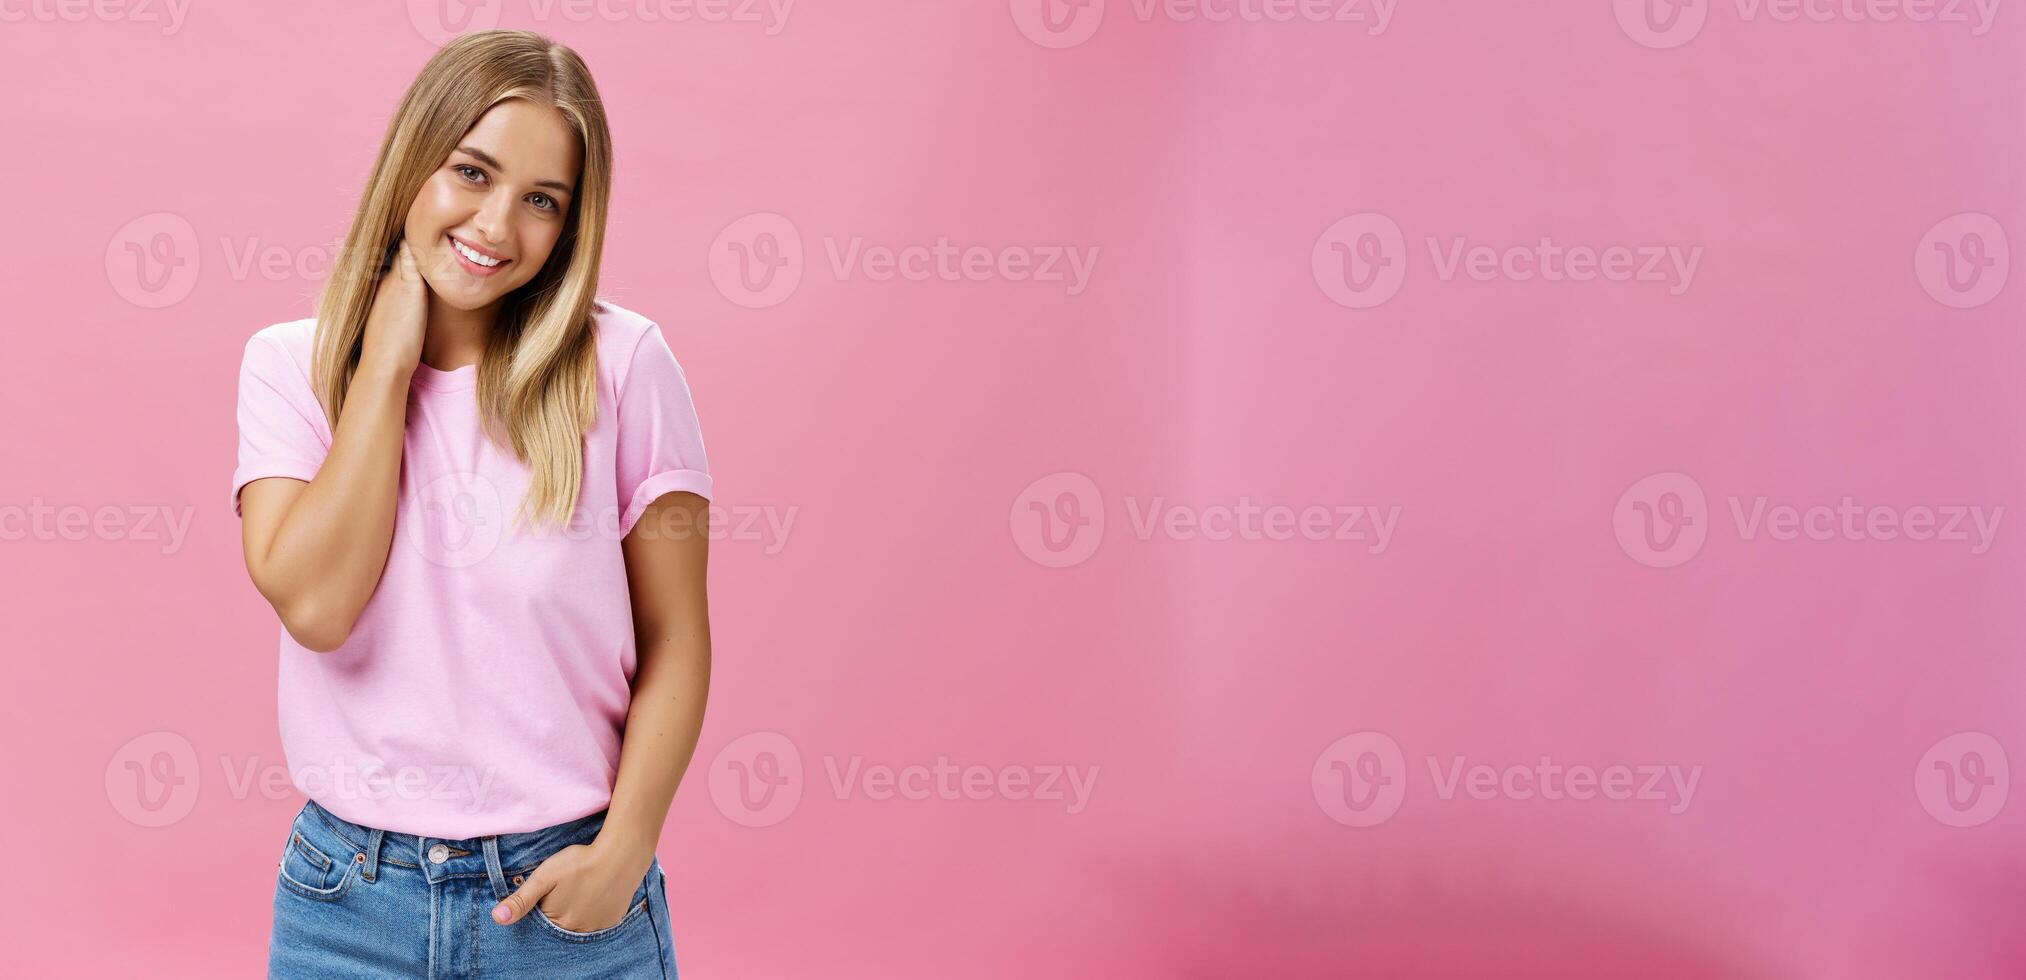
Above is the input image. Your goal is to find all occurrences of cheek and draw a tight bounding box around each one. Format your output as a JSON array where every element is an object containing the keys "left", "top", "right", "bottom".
[
  {"left": 407, "top": 179, "right": 460, "bottom": 230},
  {"left": 516, "top": 227, "right": 566, "bottom": 276}
]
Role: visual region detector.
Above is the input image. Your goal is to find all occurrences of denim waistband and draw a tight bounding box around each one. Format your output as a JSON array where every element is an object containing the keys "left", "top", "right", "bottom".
[{"left": 303, "top": 798, "right": 607, "bottom": 891}]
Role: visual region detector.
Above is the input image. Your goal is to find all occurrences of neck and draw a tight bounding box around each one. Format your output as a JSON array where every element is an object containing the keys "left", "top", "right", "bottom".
[{"left": 421, "top": 293, "right": 500, "bottom": 371}]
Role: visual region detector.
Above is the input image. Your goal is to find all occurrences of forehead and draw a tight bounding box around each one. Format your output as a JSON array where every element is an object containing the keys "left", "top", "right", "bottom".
[{"left": 456, "top": 99, "right": 582, "bottom": 187}]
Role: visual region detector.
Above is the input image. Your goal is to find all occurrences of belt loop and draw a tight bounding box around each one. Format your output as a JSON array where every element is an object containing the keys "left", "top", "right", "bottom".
[
  {"left": 481, "top": 836, "right": 509, "bottom": 899},
  {"left": 361, "top": 828, "right": 386, "bottom": 883}
]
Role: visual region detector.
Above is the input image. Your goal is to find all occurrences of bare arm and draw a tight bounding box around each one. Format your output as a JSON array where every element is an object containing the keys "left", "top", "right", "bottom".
[
  {"left": 598, "top": 490, "right": 713, "bottom": 863},
  {"left": 238, "top": 241, "right": 428, "bottom": 652},
  {"left": 238, "top": 359, "right": 413, "bottom": 652},
  {"left": 489, "top": 490, "right": 712, "bottom": 932}
]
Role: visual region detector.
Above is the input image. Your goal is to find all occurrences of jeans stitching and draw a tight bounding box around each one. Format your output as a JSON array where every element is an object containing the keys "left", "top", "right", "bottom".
[
  {"left": 530, "top": 897, "right": 651, "bottom": 943},
  {"left": 650, "top": 863, "right": 674, "bottom": 980},
  {"left": 277, "top": 848, "right": 357, "bottom": 901}
]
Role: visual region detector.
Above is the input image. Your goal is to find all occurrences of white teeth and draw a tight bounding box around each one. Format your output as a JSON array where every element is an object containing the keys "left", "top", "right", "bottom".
[{"left": 451, "top": 238, "right": 504, "bottom": 267}]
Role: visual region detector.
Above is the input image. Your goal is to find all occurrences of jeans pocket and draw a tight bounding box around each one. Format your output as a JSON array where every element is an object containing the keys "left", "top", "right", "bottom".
[
  {"left": 275, "top": 805, "right": 360, "bottom": 902},
  {"left": 528, "top": 859, "right": 657, "bottom": 944}
]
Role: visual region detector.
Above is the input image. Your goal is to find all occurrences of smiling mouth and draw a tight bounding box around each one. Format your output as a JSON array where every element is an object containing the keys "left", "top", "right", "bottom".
[{"left": 447, "top": 234, "right": 512, "bottom": 275}]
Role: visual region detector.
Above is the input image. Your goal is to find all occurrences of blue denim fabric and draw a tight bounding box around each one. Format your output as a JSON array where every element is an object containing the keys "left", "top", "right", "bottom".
[{"left": 267, "top": 798, "right": 678, "bottom": 978}]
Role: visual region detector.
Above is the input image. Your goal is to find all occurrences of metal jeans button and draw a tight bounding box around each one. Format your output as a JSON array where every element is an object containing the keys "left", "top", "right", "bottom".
[{"left": 428, "top": 843, "right": 450, "bottom": 864}]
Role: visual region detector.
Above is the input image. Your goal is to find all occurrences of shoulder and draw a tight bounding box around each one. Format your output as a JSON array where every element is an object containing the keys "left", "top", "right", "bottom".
[
  {"left": 590, "top": 298, "right": 683, "bottom": 394},
  {"left": 240, "top": 316, "right": 318, "bottom": 384}
]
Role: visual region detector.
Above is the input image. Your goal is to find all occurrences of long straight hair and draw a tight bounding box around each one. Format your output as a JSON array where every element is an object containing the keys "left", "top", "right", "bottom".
[{"left": 311, "top": 30, "right": 612, "bottom": 531}]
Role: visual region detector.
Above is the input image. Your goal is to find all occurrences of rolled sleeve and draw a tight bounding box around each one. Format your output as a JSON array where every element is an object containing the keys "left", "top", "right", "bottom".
[
  {"left": 231, "top": 333, "right": 331, "bottom": 517},
  {"left": 614, "top": 323, "right": 713, "bottom": 538}
]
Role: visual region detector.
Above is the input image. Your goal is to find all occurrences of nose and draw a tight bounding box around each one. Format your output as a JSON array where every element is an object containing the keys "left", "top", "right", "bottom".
[{"left": 471, "top": 191, "right": 512, "bottom": 246}]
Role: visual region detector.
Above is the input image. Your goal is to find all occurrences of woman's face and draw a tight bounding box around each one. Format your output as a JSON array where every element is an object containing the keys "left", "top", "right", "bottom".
[{"left": 404, "top": 98, "right": 582, "bottom": 311}]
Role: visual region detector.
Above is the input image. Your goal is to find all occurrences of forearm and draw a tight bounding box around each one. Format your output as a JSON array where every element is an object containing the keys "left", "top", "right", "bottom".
[
  {"left": 256, "top": 359, "right": 414, "bottom": 644},
  {"left": 595, "top": 624, "right": 711, "bottom": 868}
]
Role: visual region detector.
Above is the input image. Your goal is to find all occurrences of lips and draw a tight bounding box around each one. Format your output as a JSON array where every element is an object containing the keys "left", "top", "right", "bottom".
[{"left": 446, "top": 234, "right": 511, "bottom": 277}]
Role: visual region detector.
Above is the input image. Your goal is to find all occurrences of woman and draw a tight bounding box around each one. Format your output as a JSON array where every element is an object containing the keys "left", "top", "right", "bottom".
[{"left": 232, "top": 30, "right": 710, "bottom": 978}]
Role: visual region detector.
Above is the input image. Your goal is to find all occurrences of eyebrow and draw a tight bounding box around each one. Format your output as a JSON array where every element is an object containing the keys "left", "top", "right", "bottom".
[{"left": 454, "top": 146, "right": 574, "bottom": 196}]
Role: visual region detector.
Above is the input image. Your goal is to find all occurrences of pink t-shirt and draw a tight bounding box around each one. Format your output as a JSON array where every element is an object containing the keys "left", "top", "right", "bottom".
[{"left": 231, "top": 300, "right": 712, "bottom": 838}]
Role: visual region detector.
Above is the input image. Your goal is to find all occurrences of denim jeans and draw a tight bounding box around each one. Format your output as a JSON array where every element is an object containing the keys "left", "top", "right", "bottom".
[{"left": 267, "top": 798, "right": 679, "bottom": 978}]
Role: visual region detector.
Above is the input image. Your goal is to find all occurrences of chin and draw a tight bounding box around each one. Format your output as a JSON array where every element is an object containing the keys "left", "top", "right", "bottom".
[{"left": 425, "top": 279, "right": 497, "bottom": 310}]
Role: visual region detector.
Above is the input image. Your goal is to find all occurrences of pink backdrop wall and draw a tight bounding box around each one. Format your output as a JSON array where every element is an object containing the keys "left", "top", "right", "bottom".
[{"left": 4, "top": 1, "right": 2025, "bottom": 977}]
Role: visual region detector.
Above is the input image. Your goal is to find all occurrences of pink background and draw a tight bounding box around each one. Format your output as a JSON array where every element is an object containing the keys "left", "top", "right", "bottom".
[{"left": 5, "top": 1, "right": 2025, "bottom": 976}]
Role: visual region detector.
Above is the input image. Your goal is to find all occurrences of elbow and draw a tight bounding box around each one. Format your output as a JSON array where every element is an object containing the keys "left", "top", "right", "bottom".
[
  {"left": 279, "top": 599, "right": 355, "bottom": 654},
  {"left": 244, "top": 548, "right": 359, "bottom": 654},
  {"left": 291, "top": 626, "right": 350, "bottom": 655}
]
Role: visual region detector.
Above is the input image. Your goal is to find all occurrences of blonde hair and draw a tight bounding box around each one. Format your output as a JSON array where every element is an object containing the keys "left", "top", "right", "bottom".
[{"left": 311, "top": 29, "right": 611, "bottom": 531}]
